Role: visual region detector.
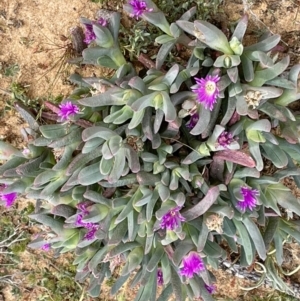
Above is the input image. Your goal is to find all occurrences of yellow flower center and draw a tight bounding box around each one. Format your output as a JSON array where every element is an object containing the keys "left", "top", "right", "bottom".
[{"left": 205, "top": 81, "right": 216, "bottom": 95}]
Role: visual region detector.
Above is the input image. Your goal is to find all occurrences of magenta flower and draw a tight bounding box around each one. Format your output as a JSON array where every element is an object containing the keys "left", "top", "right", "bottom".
[
  {"left": 128, "top": 0, "right": 153, "bottom": 19},
  {"left": 41, "top": 243, "right": 51, "bottom": 251},
  {"left": 160, "top": 206, "right": 185, "bottom": 231},
  {"left": 0, "top": 185, "right": 17, "bottom": 207},
  {"left": 217, "top": 131, "right": 235, "bottom": 148},
  {"left": 84, "top": 224, "right": 99, "bottom": 240},
  {"left": 192, "top": 75, "right": 220, "bottom": 111},
  {"left": 186, "top": 113, "right": 199, "bottom": 129},
  {"left": 58, "top": 101, "right": 80, "bottom": 120},
  {"left": 205, "top": 284, "right": 217, "bottom": 294},
  {"left": 238, "top": 186, "right": 259, "bottom": 212},
  {"left": 75, "top": 214, "right": 86, "bottom": 227},
  {"left": 180, "top": 252, "right": 205, "bottom": 278},
  {"left": 84, "top": 18, "right": 108, "bottom": 44},
  {"left": 157, "top": 268, "right": 164, "bottom": 286},
  {"left": 76, "top": 201, "right": 91, "bottom": 215}
]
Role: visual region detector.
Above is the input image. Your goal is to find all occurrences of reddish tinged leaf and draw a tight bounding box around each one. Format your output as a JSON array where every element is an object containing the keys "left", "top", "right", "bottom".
[
  {"left": 44, "top": 101, "right": 60, "bottom": 114},
  {"left": 213, "top": 150, "right": 256, "bottom": 167},
  {"left": 182, "top": 186, "right": 220, "bottom": 221},
  {"left": 228, "top": 110, "right": 240, "bottom": 126},
  {"left": 41, "top": 112, "right": 59, "bottom": 121},
  {"left": 210, "top": 158, "right": 224, "bottom": 182}
]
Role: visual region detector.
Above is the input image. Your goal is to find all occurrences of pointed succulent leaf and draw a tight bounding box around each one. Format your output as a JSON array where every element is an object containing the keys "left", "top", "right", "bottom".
[
  {"left": 250, "top": 56, "right": 290, "bottom": 87},
  {"left": 213, "top": 150, "right": 256, "bottom": 168},
  {"left": 0, "top": 156, "right": 26, "bottom": 175},
  {"left": 267, "top": 183, "right": 300, "bottom": 215},
  {"left": 93, "top": 24, "right": 114, "bottom": 48},
  {"left": 263, "top": 217, "right": 279, "bottom": 251},
  {"left": 52, "top": 204, "right": 76, "bottom": 218},
  {"left": 173, "top": 241, "right": 194, "bottom": 266},
  {"left": 246, "top": 119, "right": 271, "bottom": 131},
  {"left": 0, "top": 141, "right": 21, "bottom": 160},
  {"left": 49, "top": 127, "right": 83, "bottom": 148},
  {"left": 33, "top": 170, "right": 59, "bottom": 187},
  {"left": 40, "top": 176, "right": 68, "bottom": 200},
  {"left": 244, "top": 34, "right": 281, "bottom": 52},
  {"left": 241, "top": 54, "right": 254, "bottom": 82},
  {"left": 16, "top": 153, "right": 48, "bottom": 176},
  {"left": 258, "top": 102, "right": 286, "bottom": 121},
  {"left": 227, "top": 67, "right": 239, "bottom": 83},
  {"left": 104, "top": 106, "right": 133, "bottom": 124},
  {"left": 180, "top": 5, "right": 197, "bottom": 20},
  {"left": 176, "top": 20, "right": 195, "bottom": 36},
  {"left": 274, "top": 64, "right": 300, "bottom": 106},
  {"left": 170, "top": 23, "right": 181, "bottom": 39},
  {"left": 39, "top": 124, "right": 72, "bottom": 139},
  {"left": 214, "top": 55, "right": 241, "bottom": 68},
  {"left": 66, "top": 147, "right": 102, "bottom": 176},
  {"left": 29, "top": 213, "right": 64, "bottom": 235},
  {"left": 14, "top": 101, "right": 39, "bottom": 131},
  {"left": 265, "top": 77, "right": 295, "bottom": 89},
  {"left": 128, "top": 76, "right": 146, "bottom": 94},
  {"left": 79, "top": 87, "right": 125, "bottom": 107},
  {"left": 248, "top": 140, "right": 264, "bottom": 171},
  {"left": 155, "top": 34, "right": 177, "bottom": 44},
  {"left": 147, "top": 245, "right": 164, "bottom": 272},
  {"left": 170, "top": 265, "right": 183, "bottom": 301},
  {"left": 131, "top": 92, "right": 158, "bottom": 111},
  {"left": 234, "top": 167, "right": 260, "bottom": 178},
  {"left": 155, "top": 40, "right": 176, "bottom": 70},
  {"left": 163, "top": 64, "right": 180, "bottom": 86},
  {"left": 233, "top": 219, "right": 254, "bottom": 265},
  {"left": 143, "top": 11, "right": 171, "bottom": 35},
  {"left": 124, "top": 145, "right": 140, "bottom": 173},
  {"left": 261, "top": 142, "right": 288, "bottom": 168},
  {"left": 190, "top": 107, "right": 211, "bottom": 135},
  {"left": 242, "top": 217, "right": 266, "bottom": 260},
  {"left": 194, "top": 20, "right": 233, "bottom": 54},
  {"left": 78, "top": 162, "right": 106, "bottom": 185},
  {"left": 82, "top": 46, "right": 111, "bottom": 65},
  {"left": 182, "top": 186, "right": 219, "bottom": 221},
  {"left": 107, "top": 149, "right": 126, "bottom": 183},
  {"left": 232, "top": 14, "right": 248, "bottom": 41},
  {"left": 82, "top": 126, "right": 117, "bottom": 141}
]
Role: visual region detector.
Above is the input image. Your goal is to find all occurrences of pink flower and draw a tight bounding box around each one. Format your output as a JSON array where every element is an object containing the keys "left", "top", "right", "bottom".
[
  {"left": 58, "top": 101, "right": 80, "bottom": 120},
  {"left": 186, "top": 113, "right": 199, "bottom": 129},
  {"left": 205, "top": 283, "right": 216, "bottom": 294},
  {"left": 41, "top": 243, "right": 51, "bottom": 251},
  {"left": 128, "top": 0, "right": 153, "bottom": 19},
  {"left": 76, "top": 201, "right": 91, "bottom": 215},
  {"left": 84, "top": 18, "right": 108, "bottom": 44},
  {"left": 238, "top": 186, "right": 259, "bottom": 212},
  {"left": 160, "top": 206, "right": 185, "bottom": 231},
  {"left": 192, "top": 75, "right": 220, "bottom": 111},
  {"left": 0, "top": 185, "right": 17, "bottom": 207},
  {"left": 180, "top": 252, "right": 205, "bottom": 278},
  {"left": 217, "top": 131, "right": 235, "bottom": 148},
  {"left": 84, "top": 224, "right": 99, "bottom": 240},
  {"left": 157, "top": 268, "right": 164, "bottom": 285}
]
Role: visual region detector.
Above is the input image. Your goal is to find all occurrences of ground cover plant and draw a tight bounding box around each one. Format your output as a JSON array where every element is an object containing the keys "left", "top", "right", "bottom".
[{"left": 1, "top": 0, "right": 300, "bottom": 300}]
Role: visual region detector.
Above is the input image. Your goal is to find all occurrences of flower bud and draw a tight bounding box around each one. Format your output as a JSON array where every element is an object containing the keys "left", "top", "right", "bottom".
[
  {"left": 224, "top": 56, "right": 232, "bottom": 68},
  {"left": 229, "top": 36, "right": 244, "bottom": 55}
]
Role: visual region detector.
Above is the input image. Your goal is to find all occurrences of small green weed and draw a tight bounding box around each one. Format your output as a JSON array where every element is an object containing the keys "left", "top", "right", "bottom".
[
  {"left": 1, "top": 63, "right": 20, "bottom": 77},
  {"left": 154, "top": 0, "right": 223, "bottom": 22},
  {"left": 120, "top": 21, "right": 159, "bottom": 60}
]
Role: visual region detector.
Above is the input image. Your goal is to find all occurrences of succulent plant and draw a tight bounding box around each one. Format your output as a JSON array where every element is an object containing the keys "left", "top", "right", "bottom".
[{"left": 2, "top": 1, "right": 300, "bottom": 300}]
